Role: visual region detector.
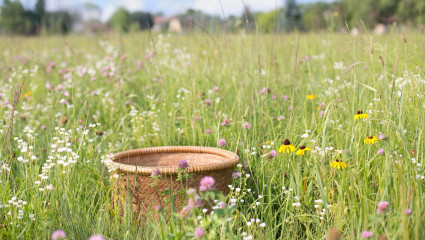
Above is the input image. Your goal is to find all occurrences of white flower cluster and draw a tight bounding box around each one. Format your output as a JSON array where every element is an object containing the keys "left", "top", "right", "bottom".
[{"left": 0, "top": 196, "right": 35, "bottom": 222}]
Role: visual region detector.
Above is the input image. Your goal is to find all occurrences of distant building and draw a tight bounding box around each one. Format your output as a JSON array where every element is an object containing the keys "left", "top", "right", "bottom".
[{"left": 153, "top": 16, "right": 183, "bottom": 33}]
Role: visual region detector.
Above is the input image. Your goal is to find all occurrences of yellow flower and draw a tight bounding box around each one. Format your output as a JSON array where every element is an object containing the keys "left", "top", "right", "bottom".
[
  {"left": 296, "top": 146, "right": 311, "bottom": 155},
  {"left": 364, "top": 136, "right": 378, "bottom": 144},
  {"left": 23, "top": 91, "right": 32, "bottom": 98},
  {"left": 354, "top": 110, "right": 369, "bottom": 120},
  {"left": 330, "top": 159, "right": 347, "bottom": 169},
  {"left": 306, "top": 94, "right": 317, "bottom": 100},
  {"left": 278, "top": 139, "right": 296, "bottom": 153}
]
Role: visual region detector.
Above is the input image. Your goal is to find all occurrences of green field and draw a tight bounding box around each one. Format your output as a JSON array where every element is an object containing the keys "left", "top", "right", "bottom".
[{"left": 0, "top": 31, "right": 424, "bottom": 239}]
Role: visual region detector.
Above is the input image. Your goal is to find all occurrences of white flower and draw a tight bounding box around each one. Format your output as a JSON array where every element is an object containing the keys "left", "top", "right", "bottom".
[
  {"left": 259, "top": 222, "right": 266, "bottom": 228},
  {"left": 292, "top": 202, "right": 301, "bottom": 207}
]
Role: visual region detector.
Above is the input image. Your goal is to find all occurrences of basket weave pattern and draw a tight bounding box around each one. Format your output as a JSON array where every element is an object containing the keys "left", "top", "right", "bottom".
[{"left": 112, "top": 146, "right": 239, "bottom": 214}]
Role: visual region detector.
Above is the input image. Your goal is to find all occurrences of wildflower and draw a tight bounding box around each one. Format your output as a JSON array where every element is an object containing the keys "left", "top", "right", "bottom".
[
  {"left": 278, "top": 139, "right": 296, "bottom": 153},
  {"left": 282, "top": 95, "right": 290, "bottom": 101},
  {"left": 180, "top": 206, "right": 192, "bottom": 217},
  {"left": 354, "top": 111, "right": 369, "bottom": 120},
  {"left": 154, "top": 205, "right": 163, "bottom": 211},
  {"left": 259, "top": 87, "right": 268, "bottom": 95},
  {"left": 378, "top": 133, "right": 387, "bottom": 140},
  {"left": 269, "top": 150, "right": 277, "bottom": 158},
  {"left": 319, "top": 111, "right": 325, "bottom": 118},
  {"left": 330, "top": 159, "right": 347, "bottom": 169},
  {"left": 178, "top": 160, "right": 189, "bottom": 169},
  {"left": 277, "top": 115, "right": 285, "bottom": 121},
  {"left": 232, "top": 171, "right": 241, "bottom": 179},
  {"left": 377, "top": 148, "right": 384, "bottom": 155},
  {"left": 361, "top": 231, "right": 373, "bottom": 238},
  {"left": 364, "top": 136, "right": 379, "bottom": 144},
  {"left": 199, "top": 176, "right": 215, "bottom": 191},
  {"left": 88, "top": 235, "right": 106, "bottom": 240},
  {"left": 205, "top": 129, "right": 211, "bottom": 134},
  {"left": 204, "top": 99, "right": 211, "bottom": 106},
  {"left": 404, "top": 208, "right": 412, "bottom": 215},
  {"left": 296, "top": 146, "right": 311, "bottom": 155},
  {"left": 188, "top": 194, "right": 202, "bottom": 208},
  {"left": 218, "top": 138, "right": 227, "bottom": 146},
  {"left": 151, "top": 168, "right": 161, "bottom": 177},
  {"left": 221, "top": 119, "right": 231, "bottom": 126},
  {"left": 306, "top": 94, "right": 317, "bottom": 100},
  {"left": 194, "top": 227, "right": 205, "bottom": 238},
  {"left": 259, "top": 222, "right": 266, "bottom": 228},
  {"left": 51, "top": 230, "right": 66, "bottom": 240},
  {"left": 377, "top": 201, "right": 389, "bottom": 214},
  {"left": 243, "top": 122, "right": 251, "bottom": 129}
]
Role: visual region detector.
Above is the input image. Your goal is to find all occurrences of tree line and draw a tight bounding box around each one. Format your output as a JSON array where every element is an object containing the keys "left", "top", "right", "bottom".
[{"left": 0, "top": 0, "right": 424, "bottom": 35}]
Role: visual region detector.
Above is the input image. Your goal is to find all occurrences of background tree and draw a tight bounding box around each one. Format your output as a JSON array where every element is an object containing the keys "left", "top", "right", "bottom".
[
  {"left": 109, "top": 7, "right": 131, "bottom": 32},
  {"left": 0, "top": 0, "right": 26, "bottom": 34},
  {"left": 35, "top": 0, "right": 45, "bottom": 30},
  {"left": 131, "top": 12, "right": 153, "bottom": 30},
  {"left": 285, "top": 0, "right": 302, "bottom": 31}
]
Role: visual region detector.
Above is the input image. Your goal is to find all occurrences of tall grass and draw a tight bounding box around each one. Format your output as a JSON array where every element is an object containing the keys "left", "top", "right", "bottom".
[{"left": 0, "top": 30, "right": 424, "bottom": 239}]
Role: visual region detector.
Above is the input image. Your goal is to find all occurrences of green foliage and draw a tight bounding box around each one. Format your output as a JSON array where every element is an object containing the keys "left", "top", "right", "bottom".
[
  {"left": 109, "top": 7, "right": 132, "bottom": 32},
  {"left": 0, "top": 0, "right": 26, "bottom": 34},
  {"left": 131, "top": 12, "right": 154, "bottom": 30}
]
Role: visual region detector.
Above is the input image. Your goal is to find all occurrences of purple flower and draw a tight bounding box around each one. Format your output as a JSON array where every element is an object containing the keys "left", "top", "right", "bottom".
[
  {"left": 319, "top": 111, "right": 325, "bottom": 118},
  {"left": 218, "top": 138, "right": 227, "bottom": 146},
  {"left": 199, "top": 176, "right": 215, "bottom": 191},
  {"left": 214, "top": 86, "right": 220, "bottom": 92},
  {"left": 243, "top": 122, "right": 251, "bottom": 129},
  {"left": 188, "top": 194, "right": 202, "bottom": 208},
  {"left": 259, "top": 87, "right": 267, "bottom": 95},
  {"left": 186, "top": 188, "right": 196, "bottom": 195},
  {"left": 379, "top": 133, "right": 387, "bottom": 140},
  {"left": 221, "top": 119, "right": 231, "bottom": 126},
  {"left": 204, "top": 99, "right": 211, "bottom": 106},
  {"left": 304, "top": 56, "right": 311, "bottom": 61},
  {"left": 205, "top": 129, "right": 211, "bottom": 134},
  {"left": 194, "top": 227, "right": 205, "bottom": 238},
  {"left": 404, "top": 208, "right": 412, "bottom": 215},
  {"left": 154, "top": 205, "right": 163, "bottom": 211},
  {"left": 232, "top": 171, "right": 242, "bottom": 179},
  {"left": 88, "top": 235, "right": 106, "bottom": 240},
  {"left": 288, "top": 105, "right": 293, "bottom": 111},
  {"left": 51, "top": 230, "right": 66, "bottom": 240},
  {"left": 151, "top": 168, "right": 161, "bottom": 177},
  {"left": 377, "top": 201, "right": 389, "bottom": 214},
  {"left": 282, "top": 95, "right": 289, "bottom": 101},
  {"left": 180, "top": 206, "right": 192, "bottom": 217},
  {"left": 269, "top": 150, "right": 277, "bottom": 158},
  {"left": 377, "top": 148, "right": 384, "bottom": 155},
  {"left": 272, "top": 94, "right": 277, "bottom": 99},
  {"left": 277, "top": 115, "right": 285, "bottom": 121},
  {"left": 178, "top": 160, "right": 189, "bottom": 169},
  {"left": 361, "top": 231, "right": 373, "bottom": 238}
]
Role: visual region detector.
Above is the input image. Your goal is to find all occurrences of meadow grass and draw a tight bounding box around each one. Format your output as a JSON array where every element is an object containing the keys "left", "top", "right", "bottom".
[{"left": 0, "top": 30, "right": 424, "bottom": 239}]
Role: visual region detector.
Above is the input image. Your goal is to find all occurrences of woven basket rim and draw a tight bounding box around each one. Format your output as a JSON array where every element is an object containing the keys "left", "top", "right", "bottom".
[{"left": 112, "top": 146, "right": 239, "bottom": 175}]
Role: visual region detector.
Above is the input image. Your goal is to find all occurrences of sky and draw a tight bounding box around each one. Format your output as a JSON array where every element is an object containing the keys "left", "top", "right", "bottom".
[{"left": 19, "top": 0, "right": 335, "bottom": 22}]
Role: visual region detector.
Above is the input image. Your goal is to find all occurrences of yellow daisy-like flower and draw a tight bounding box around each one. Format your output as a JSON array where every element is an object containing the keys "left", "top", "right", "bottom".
[
  {"left": 278, "top": 139, "right": 296, "bottom": 153},
  {"left": 364, "top": 136, "right": 379, "bottom": 144},
  {"left": 330, "top": 159, "right": 347, "bottom": 169},
  {"left": 296, "top": 146, "right": 311, "bottom": 155},
  {"left": 306, "top": 94, "right": 317, "bottom": 100},
  {"left": 354, "top": 110, "right": 369, "bottom": 120},
  {"left": 23, "top": 91, "right": 32, "bottom": 98}
]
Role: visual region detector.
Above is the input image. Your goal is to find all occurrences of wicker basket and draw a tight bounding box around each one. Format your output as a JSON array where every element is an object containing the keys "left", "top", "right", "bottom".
[{"left": 112, "top": 146, "right": 239, "bottom": 215}]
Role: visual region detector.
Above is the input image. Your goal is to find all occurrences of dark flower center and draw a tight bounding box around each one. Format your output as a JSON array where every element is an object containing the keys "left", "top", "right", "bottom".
[
  {"left": 368, "top": 136, "right": 373, "bottom": 139},
  {"left": 357, "top": 110, "right": 363, "bottom": 114},
  {"left": 335, "top": 159, "right": 340, "bottom": 162},
  {"left": 300, "top": 146, "right": 305, "bottom": 150},
  {"left": 283, "top": 139, "right": 290, "bottom": 145}
]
